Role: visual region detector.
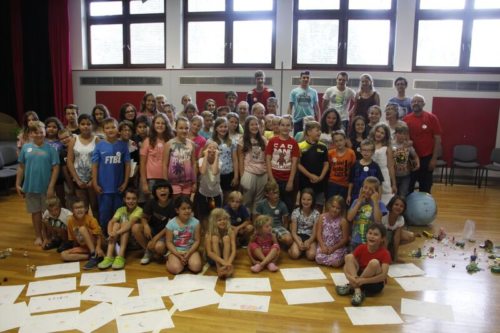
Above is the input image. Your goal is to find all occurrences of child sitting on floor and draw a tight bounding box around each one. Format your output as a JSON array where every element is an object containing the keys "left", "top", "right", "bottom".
[
  {"left": 205, "top": 208, "right": 236, "bottom": 278},
  {"left": 98, "top": 189, "right": 143, "bottom": 270},
  {"left": 41, "top": 197, "right": 72, "bottom": 252},
  {"left": 248, "top": 215, "right": 280, "bottom": 273},
  {"left": 60, "top": 200, "right": 104, "bottom": 270},
  {"left": 224, "top": 191, "right": 253, "bottom": 246},
  {"left": 336, "top": 223, "right": 391, "bottom": 307}
]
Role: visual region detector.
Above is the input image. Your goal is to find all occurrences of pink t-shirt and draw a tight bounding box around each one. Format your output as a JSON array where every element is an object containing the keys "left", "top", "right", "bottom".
[
  {"left": 238, "top": 137, "right": 267, "bottom": 175},
  {"left": 140, "top": 138, "right": 165, "bottom": 179},
  {"left": 191, "top": 135, "right": 207, "bottom": 159}
]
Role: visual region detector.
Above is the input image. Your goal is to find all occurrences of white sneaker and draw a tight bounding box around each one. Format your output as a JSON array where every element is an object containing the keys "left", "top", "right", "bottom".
[{"left": 140, "top": 250, "right": 152, "bottom": 265}]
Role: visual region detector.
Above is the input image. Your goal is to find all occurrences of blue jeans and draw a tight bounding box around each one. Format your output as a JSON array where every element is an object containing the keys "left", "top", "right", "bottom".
[
  {"left": 396, "top": 175, "right": 411, "bottom": 198},
  {"left": 98, "top": 193, "right": 123, "bottom": 234},
  {"left": 293, "top": 119, "right": 304, "bottom": 136},
  {"left": 327, "top": 182, "right": 348, "bottom": 202}
]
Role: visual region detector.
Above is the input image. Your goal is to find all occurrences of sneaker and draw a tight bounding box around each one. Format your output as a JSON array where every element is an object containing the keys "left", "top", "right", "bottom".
[
  {"left": 251, "top": 263, "right": 263, "bottom": 273},
  {"left": 140, "top": 250, "right": 152, "bottom": 265},
  {"left": 97, "top": 256, "right": 114, "bottom": 270},
  {"left": 351, "top": 291, "right": 365, "bottom": 306},
  {"left": 43, "top": 239, "right": 61, "bottom": 251},
  {"left": 267, "top": 262, "right": 279, "bottom": 272},
  {"left": 112, "top": 256, "right": 126, "bottom": 270},
  {"left": 84, "top": 256, "right": 101, "bottom": 270},
  {"left": 57, "top": 241, "right": 73, "bottom": 253},
  {"left": 335, "top": 284, "right": 354, "bottom": 296}
]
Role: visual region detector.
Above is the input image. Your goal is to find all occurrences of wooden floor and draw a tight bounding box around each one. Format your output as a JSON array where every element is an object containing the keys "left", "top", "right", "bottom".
[{"left": 1, "top": 183, "right": 499, "bottom": 333}]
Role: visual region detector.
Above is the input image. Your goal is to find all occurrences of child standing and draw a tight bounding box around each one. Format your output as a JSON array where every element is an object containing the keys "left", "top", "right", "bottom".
[
  {"left": 369, "top": 123, "right": 397, "bottom": 204},
  {"left": 165, "top": 197, "right": 202, "bottom": 274},
  {"left": 98, "top": 189, "right": 142, "bottom": 270},
  {"left": 140, "top": 114, "right": 174, "bottom": 198},
  {"left": 64, "top": 104, "right": 80, "bottom": 135},
  {"left": 319, "top": 108, "right": 342, "bottom": 149},
  {"left": 347, "top": 177, "right": 387, "bottom": 251},
  {"left": 44, "top": 117, "right": 64, "bottom": 153},
  {"left": 91, "top": 104, "right": 110, "bottom": 139},
  {"left": 188, "top": 115, "right": 207, "bottom": 159},
  {"left": 163, "top": 117, "right": 197, "bottom": 198},
  {"left": 60, "top": 200, "right": 104, "bottom": 270},
  {"left": 67, "top": 114, "right": 99, "bottom": 218},
  {"left": 248, "top": 215, "right": 280, "bottom": 273},
  {"left": 265, "top": 115, "right": 299, "bottom": 212},
  {"left": 347, "top": 139, "right": 384, "bottom": 205},
  {"left": 17, "top": 111, "right": 39, "bottom": 154},
  {"left": 336, "top": 223, "right": 391, "bottom": 306},
  {"left": 57, "top": 128, "right": 76, "bottom": 208},
  {"left": 315, "top": 195, "right": 349, "bottom": 267},
  {"left": 392, "top": 123, "right": 420, "bottom": 197},
  {"left": 41, "top": 197, "right": 72, "bottom": 252},
  {"left": 200, "top": 111, "right": 214, "bottom": 140},
  {"left": 381, "top": 195, "right": 415, "bottom": 263},
  {"left": 227, "top": 112, "right": 242, "bottom": 144},
  {"left": 348, "top": 116, "right": 368, "bottom": 160},
  {"left": 224, "top": 191, "right": 253, "bottom": 246},
  {"left": 208, "top": 117, "right": 239, "bottom": 199},
  {"left": 288, "top": 188, "right": 319, "bottom": 261},
  {"left": 237, "top": 116, "right": 268, "bottom": 215},
  {"left": 196, "top": 141, "right": 223, "bottom": 228},
  {"left": 16, "top": 121, "right": 60, "bottom": 247},
  {"left": 328, "top": 131, "right": 356, "bottom": 200},
  {"left": 255, "top": 180, "right": 292, "bottom": 247},
  {"left": 366, "top": 105, "right": 383, "bottom": 134},
  {"left": 297, "top": 121, "right": 329, "bottom": 209},
  {"left": 205, "top": 208, "right": 237, "bottom": 278},
  {"left": 92, "top": 118, "right": 131, "bottom": 231},
  {"left": 133, "top": 180, "right": 175, "bottom": 264}
]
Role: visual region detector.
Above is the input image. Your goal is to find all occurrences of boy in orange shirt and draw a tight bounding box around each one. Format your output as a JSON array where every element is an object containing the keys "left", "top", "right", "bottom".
[{"left": 327, "top": 131, "right": 356, "bottom": 201}]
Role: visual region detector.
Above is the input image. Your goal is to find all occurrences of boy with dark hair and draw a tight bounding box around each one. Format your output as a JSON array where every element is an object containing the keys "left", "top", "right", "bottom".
[{"left": 336, "top": 223, "right": 391, "bottom": 306}]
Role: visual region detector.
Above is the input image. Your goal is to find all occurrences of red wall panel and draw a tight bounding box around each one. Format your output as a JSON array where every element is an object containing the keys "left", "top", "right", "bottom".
[
  {"left": 432, "top": 97, "right": 500, "bottom": 164},
  {"left": 95, "top": 91, "right": 146, "bottom": 119}
]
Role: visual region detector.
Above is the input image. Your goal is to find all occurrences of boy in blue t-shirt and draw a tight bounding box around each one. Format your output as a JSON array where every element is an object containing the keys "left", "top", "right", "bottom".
[
  {"left": 16, "top": 121, "right": 60, "bottom": 247},
  {"left": 92, "top": 118, "right": 130, "bottom": 232},
  {"left": 347, "top": 139, "right": 384, "bottom": 206},
  {"left": 223, "top": 191, "right": 253, "bottom": 246},
  {"left": 255, "top": 180, "right": 292, "bottom": 247}
]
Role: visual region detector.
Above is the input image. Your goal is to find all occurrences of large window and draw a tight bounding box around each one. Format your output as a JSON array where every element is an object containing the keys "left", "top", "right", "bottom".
[
  {"left": 414, "top": 0, "right": 500, "bottom": 71},
  {"left": 86, "top": 0, "right": 166, "bottom": 68},
  {"left": 183, "top": 0, "right": 276, "bottom": 67},
  {"left": 293, "top": 0, "right": 396, "bottom": 69}
]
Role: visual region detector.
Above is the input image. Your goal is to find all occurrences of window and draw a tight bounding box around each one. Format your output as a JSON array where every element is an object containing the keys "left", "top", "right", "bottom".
[
  {"left": 414, "top": 0, "right": 500, "bottom": 71},
  {"left": 184, "top": 0, "right": 276, "bottom": 67},
  {"left": 86, "top": 0, "right": 165, "bottom": 68},
  {"left": 293, "top": 0, "right": 395, "bottom": 69}
]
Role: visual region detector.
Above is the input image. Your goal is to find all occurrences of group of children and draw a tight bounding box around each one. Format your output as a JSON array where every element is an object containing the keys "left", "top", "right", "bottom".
[{"left": 16, "top": 86, "right": 420, "bottom": 306}]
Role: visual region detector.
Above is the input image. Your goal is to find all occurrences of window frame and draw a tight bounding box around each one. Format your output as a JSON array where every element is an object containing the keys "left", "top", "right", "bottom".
[
  {"left": 183, "top": 0, "right": 276, "bottom": 68},
  {"left": 413, "top": 0, "right": 500, "bottom": 73},
  {"left": 292, "top": 0, "right": 396, "bottom": 70},
  {"left": 85, "top": 0, "right": 166, "bottom": 69}
]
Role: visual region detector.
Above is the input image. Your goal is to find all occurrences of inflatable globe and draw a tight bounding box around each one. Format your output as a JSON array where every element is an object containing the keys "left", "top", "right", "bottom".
[{"left": 404, "top": 192, "right": 437, "bottom": 226}]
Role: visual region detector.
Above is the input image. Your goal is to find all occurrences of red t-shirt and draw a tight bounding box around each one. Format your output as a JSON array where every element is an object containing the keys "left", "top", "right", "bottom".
[
  {"left": 265, "top": 136, "right": 300, "bottom": 181},
  {"left": 403, "top": 111, "right": 442, "bottom": 157},
  {"left": 353, "top": 243, "right": 392, "bottom": 270},
  {"left": 247, "top": 87, "right": 276, "bottom": 111}
]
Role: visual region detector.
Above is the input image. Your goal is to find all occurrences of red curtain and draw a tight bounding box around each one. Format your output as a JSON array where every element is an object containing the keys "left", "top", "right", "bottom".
[
  {"left": 48, "top": 0, "right": 73, "bottom": 121},
  {"left": 10, "top": 0, "right": 24, "bottom": 123}
]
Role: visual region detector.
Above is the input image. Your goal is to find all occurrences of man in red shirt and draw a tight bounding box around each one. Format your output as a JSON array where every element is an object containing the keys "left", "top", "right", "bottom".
[
  {"left": 247, "top": 70, "right": 276, "bottom": 112},
  {"left": 403, "top": 94, "right": 442, "bottom": 194}
]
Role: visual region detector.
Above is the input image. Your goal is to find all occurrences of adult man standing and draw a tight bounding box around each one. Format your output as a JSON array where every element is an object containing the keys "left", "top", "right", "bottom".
[
  {"left": 322, "top": 71, "right": 356, "bottom": 130},
  {"left": 247, "top": 70, "right": 276, "bottom": 111},
  {"left": 287, "top": 71, "right": 320, "bottom": 134},
  {"left": 403, "top": 94, "right": 442, "bottom": 194},
  {"left": 388, "top": 77, "right": 412, "bottom": 118}
]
